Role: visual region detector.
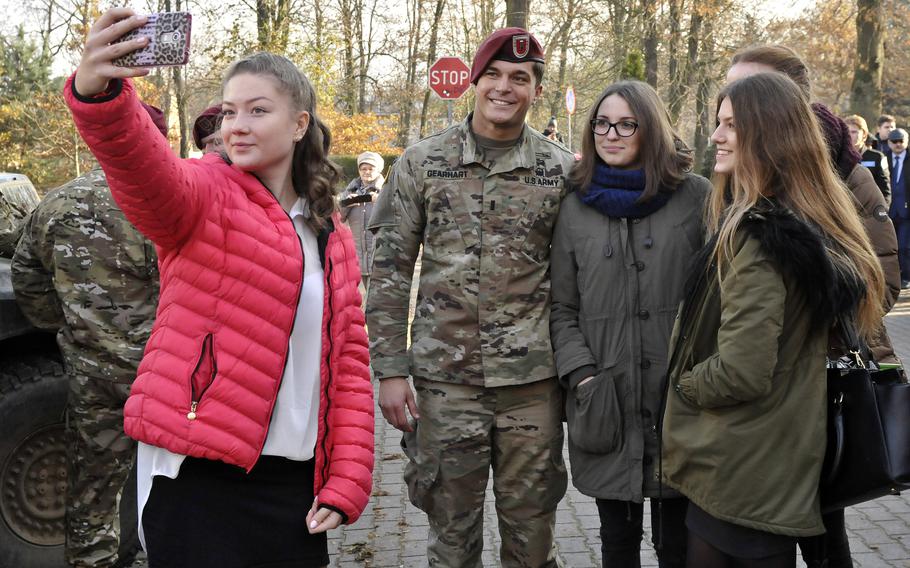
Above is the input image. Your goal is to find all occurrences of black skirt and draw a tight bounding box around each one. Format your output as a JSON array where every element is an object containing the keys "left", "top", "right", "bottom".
[
  {"left": 686, "top": 502, "right": 796, "bottom": 560},
  {"left": 143, "top": 455, "right": 329, "bottom": 568}
]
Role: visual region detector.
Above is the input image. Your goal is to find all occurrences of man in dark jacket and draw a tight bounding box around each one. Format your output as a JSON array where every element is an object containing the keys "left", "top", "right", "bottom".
[{"left": 888, "top": 128, "right": 909, "bottom": 287}]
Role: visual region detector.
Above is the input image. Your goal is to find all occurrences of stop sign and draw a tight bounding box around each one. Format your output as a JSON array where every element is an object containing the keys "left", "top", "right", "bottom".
[{"left": 428, "top": 57, "right": 471, "bottom": 100}]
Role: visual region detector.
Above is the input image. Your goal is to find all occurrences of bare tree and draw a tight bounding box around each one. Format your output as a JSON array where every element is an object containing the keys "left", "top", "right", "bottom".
[
  {"left": 418, "top": 0, "right": 447, "bottom": 137},
  {"left": 667, "top": 2, "right": 702, "bottom": 124},
  {"left": 395, "top": 0, "right": 424, "bottom": 145},
  {"left": 642, "top": 0, "right": 659, "bottom": 86},
  {"left": 546, "top": 0, "right": 580, "bottom": 118},
  {"left": 338, "top": 0, "right": 359, "bottom": 114}
]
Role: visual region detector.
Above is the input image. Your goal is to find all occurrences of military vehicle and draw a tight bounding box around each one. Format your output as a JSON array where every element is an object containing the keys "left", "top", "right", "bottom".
[{"left": 0, "top": 173, "right": 138, "bottom": 567}]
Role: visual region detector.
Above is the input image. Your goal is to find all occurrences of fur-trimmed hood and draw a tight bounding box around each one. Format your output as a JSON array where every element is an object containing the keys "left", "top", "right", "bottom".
[{"left": 688, "top": 202, "right": 866, "bottom": 333}]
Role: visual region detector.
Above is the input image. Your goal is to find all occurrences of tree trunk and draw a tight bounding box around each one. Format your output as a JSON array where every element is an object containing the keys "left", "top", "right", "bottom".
[
  {"left": 850, "top": 0, "right": 884, "bottom": 122},
  {"left": 607, "top": 0, "right": 632, "bottom": 80},
  {"left": 172, "top": 66, "right": 188, "bottom": 156},
  {"left": 667, "top": 0, "right": 683, "bottom": 90},
  {"left": 419, "top": 0, "right": 447, "bottom": 138},
  {"left": 256, "top": 0, "right": 291, "bottom": 53},
  {"left": 339, "top": 0, "right": 358, "bottom": 115},
  {"left": 506, "top": 0, "right": 530, "bottom": 28},
  {"left": 668, "top": 5, "right": 702, "bottom": 124},
  {"left": 396, "top": 0, "right": 424, "bottom": 146},
  {"left": 642, "top": 0, "right": 659, "bottom": 87},
  {"left": 693, "top": 19, "right": 715, "bottom": 176},
  {"left": 547, "top": 0, "right": 577, "bottom": 119}
]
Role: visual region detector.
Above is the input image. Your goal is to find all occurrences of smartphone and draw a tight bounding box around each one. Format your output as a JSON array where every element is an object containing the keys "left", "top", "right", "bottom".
[{"left": 113, "top": 12, "right": 192, "bottom": 67}]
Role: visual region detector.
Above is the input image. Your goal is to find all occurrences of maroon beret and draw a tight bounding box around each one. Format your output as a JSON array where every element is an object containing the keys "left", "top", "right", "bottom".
[
  {"left": 193, "top": 105, "right": 223, "bottom": 150},
  {"left": 139, "top": 102, "right": 168, "bottom": 138},
  {"left": 470, "top": 27, "right": 545, "bottom": 84}
]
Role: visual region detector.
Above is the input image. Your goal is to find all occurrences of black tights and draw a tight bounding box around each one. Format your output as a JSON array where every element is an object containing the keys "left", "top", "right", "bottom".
[{"left": 687, "top": 531, "right": 796, "bottom": 568}]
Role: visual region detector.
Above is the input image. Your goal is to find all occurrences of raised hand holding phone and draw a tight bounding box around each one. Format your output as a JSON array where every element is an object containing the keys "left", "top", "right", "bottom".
[
  {"left": 112, "top": 12, "right": 192, "bottom": 67},
  {"left": 74, "top": 8, "right": 152, "bottom": 97}
]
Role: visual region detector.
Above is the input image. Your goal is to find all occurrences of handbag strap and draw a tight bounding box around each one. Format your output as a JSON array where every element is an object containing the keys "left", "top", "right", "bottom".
[{"left": 833, "top": 316, "right": 871, "bottom": 368}]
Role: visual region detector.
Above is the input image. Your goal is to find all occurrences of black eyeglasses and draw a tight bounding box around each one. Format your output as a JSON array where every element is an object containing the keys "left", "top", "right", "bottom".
[
  {"left": 890, "top": 139, "right": 907, "bottom": 145},
  {"left": 590, "top": 119, "right": 639, "bottom": 137}
]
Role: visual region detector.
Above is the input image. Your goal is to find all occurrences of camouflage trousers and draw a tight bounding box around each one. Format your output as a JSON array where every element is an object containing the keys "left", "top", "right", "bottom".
[
  {"left": 402, "top": 377, "right": 567, "bottom": 568},
  {"left": 65, "top": 374, "right": 135, "bottom": 568}
]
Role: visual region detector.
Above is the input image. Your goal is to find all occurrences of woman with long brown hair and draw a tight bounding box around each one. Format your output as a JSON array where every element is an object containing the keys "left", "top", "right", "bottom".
[
  {"left": 726, "top": 45, "right": 901, "bottom": 568},
  {"left": 661, "top": 72, "right": 884, "bottom": 567},
  {"left": 550, "top": 80, "right": 711, "bottom": 566}
]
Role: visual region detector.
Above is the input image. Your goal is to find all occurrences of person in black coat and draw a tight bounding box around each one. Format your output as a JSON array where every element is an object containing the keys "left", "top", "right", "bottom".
[
  {"left": 888, "top": 128, "right": 910, "bottom": 287},
  {"left": 845, "top": 114, "right": 891, "bottom": 203}
]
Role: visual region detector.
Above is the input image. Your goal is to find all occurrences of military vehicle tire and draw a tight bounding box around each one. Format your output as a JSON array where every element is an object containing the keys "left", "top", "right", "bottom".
[{"left": 0, "top": 348, "right": 139, "bottom": 567}]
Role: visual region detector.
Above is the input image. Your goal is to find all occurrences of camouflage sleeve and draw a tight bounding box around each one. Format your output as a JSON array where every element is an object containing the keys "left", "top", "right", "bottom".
[
  {"left": 365, "top": 152, "right": 425, "bottom": 380},
  {"left": 11, "top": 202, "right": 64, "bottom": 331}
]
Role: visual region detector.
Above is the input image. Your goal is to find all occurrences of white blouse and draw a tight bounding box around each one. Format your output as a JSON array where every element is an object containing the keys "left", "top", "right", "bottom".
[{"left": 136, "top": 197, "right": 324, "bottom": 549}]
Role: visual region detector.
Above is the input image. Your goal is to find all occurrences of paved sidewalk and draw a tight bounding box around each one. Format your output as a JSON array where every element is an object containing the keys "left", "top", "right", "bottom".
[
  {"left": 130, "top": 294, "right": 910, "bottom": 568},
  {"left": 323, "top": 293, "right": 910, "bottom": 568}
]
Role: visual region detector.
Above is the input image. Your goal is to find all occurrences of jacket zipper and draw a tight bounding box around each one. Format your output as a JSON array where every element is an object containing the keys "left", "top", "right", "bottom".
[
  {"left": 247, "top": 183, "right": 306, "bottom": 472},
  {"left": 187, "top": 333, "right": 218, "bottom": 420},
  {"left": 320, "top": 255, "right": 334, "bottom": 486}
]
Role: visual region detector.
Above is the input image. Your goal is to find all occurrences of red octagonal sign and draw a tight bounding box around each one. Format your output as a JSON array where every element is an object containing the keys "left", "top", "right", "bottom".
[{"left": 428, "top": 57, "right": 471, "bottom": 100}]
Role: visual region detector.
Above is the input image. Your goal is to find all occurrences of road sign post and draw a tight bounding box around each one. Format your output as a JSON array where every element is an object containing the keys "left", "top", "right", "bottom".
[
  {"left": 565, "top": 85, "right": 576, "bottom": 152},
  {"left": 429, "top": 57, "right": 471, "bottom": 126}
]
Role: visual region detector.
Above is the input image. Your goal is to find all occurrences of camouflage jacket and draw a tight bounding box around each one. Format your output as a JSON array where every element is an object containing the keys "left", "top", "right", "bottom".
[
  {"left": 12, "top": 168, "right": 159, "bottom": 383},
  {"left": 367, "top": 116, "right": 575, "bottom": 387},
  {"left": 0, "top": 177, "right": 40, "bottom": 257}
]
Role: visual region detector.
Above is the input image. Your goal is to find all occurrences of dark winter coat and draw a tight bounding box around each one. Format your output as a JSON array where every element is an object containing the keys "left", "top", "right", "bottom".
[
  {"left": 861, "top": 147, "right": 892, "bottom": 203},
  {"left": 661, "top": 202, "right": 865, "bottom": 537},
  {"left": 844, "top": 164, "right": 900, "bottom": 362},
  {"left": 550, "top": 173, "right": 711, "bottom": 502}
]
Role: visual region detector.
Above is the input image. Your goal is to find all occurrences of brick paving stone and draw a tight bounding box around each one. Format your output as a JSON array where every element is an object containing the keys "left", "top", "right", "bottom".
[{"left": 874, "top": 543, "right": 910, "bottom": 561}]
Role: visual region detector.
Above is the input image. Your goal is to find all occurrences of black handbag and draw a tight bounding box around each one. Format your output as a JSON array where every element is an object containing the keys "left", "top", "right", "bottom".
[{"left": 820, "top": 320, "right": 910, "bottom": 512}]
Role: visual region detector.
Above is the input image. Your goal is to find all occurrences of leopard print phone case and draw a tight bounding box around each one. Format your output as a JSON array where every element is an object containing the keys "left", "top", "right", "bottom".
[{"left": 113, "top": 12, "right": 192, "bottom": 67}]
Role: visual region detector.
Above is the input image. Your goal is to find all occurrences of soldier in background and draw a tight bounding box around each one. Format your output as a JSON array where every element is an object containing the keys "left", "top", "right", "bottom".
[
  {"left": 367, "top": 28, "right": 574, "bottom": 567},
  {"left": 11, "top": 103, "right": 164, "bottom": 568}
]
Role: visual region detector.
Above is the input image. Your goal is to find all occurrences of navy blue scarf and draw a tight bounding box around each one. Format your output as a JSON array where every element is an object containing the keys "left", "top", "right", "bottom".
[{"left": 580, "top": 163, "right": 671, "bottom": 218}]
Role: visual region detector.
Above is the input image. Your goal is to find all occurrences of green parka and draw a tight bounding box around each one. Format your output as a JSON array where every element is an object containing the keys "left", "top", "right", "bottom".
[{"left": 661, "top": 204, "right": 864, "bottom": 538}]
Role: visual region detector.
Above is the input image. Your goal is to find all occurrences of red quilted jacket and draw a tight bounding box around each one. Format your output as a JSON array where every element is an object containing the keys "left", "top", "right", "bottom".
[{"left": 64, "top": 77, "right": 374, "bottom": 523}]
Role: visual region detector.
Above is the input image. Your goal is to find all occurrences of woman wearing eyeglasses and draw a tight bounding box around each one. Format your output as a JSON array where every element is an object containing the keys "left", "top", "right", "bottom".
[{"left": 550, "top": 80, "right": 711, "bottom": 567}]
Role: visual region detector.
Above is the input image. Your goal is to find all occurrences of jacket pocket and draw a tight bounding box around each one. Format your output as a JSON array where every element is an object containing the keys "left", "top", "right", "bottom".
[
  {"left": 401, "top": 425, "right": 440, "bottom": 512},
  {"left": 518, "top": 186, "right": 562, "bottom": 263},
  {"left": 566, "top": 370, "right": 623, "bottom": 454},
  {"left": 187, "top": 333, "right": 218, "bottom": 418}
]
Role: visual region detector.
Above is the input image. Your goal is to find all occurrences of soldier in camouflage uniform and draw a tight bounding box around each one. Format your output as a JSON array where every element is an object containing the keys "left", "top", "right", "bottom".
[
  {"left": 367, "top": 28, "right": 574, "bottom": 568},
  {"left": 11, "top": 105, "right": 164, "bottom": 568}
]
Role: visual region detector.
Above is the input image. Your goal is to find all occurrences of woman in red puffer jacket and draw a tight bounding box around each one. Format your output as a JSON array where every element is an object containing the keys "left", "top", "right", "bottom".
[{"left": 66, "top": 8, "right": 374, "bottom": 568}]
